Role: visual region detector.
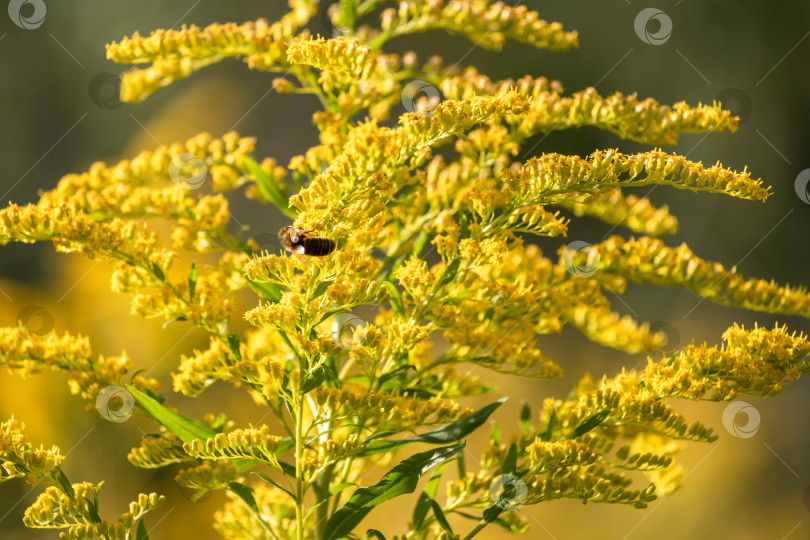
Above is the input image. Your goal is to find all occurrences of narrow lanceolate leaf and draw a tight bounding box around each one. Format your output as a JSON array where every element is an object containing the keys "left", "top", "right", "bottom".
[
  {"left": 136, "top": 518, "right": 149, "bottom": 540},
  {"left": 429, "top": 499, "right": 454, "bottom": 535},
  {"left": 566, "top": 409, "right": 611, "bottom": 439},
  {"left": 502, "top": 443, "right": 518, "bottom": 475},
  {"left": 324, "top": 443, "right": 465, "bottom": 540},
  {"left": 310, "top": 279, "right": 334, "bottom": 301},
  {"left": 244, "top": 276, "right": 283, "bottom": 303},
  {"left": 242, "top": 156, "right": 296, "bottom": 218},
  {"left": 436, "top": 258, "right": 461, "bottom": 288},
  {"left": 127, "top": 386, "right": 216, "bottom": 445},
  {"left": 519, "top": 402, "right": 532, "bottom": 436},
  {"left": 363, "top": 398, "right": 507, "bottom": 454},
  {"left": 251, "top": 472, "right": 295, "bottom": 500},
  {"left": 187, "top": 261, "right": 198, "bottom": 301},
  {"left": 412, "top": 462, "right": 447, "bottom": 529},
  {"left": 227, "top": 482, "right": 273, "bottom": 533}
]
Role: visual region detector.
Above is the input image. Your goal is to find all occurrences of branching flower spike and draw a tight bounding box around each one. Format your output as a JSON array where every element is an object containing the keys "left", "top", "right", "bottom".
[{"left": 1, "top": 2, "right": 808, "bottom": 540}]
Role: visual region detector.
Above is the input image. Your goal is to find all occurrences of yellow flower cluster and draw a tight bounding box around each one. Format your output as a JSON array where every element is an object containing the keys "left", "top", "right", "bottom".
[
  {"left": 173, "top": 338, "right": 233, "bottom": 397},
  {"left": 175, "top": 461, "right": 240, "bottom": 496},
  {"left": 0, "top": 327, "right": 159, "bottom": 402},
  {"left": 503, "top": 149, "right": 769, "bottom": 202},
  {"left": 184, "top": 425, "right": 284, "bottom": 471},
  {"left": 377, "top": 1, "right": 579, "bottom": 51},
  {"left": 1, "top": 417, "right": 64, "bottom": 484},
  {"left": 591, "top": 236, "right": 810, "bottom": 317},
  {"left": 127, "top": 428, "right": 190, "bottom": 469},
  {"left": 639, "top": 323, "right": 810, "bottom": 399},
  {"left": 24, "top": 482, "right": 164, "bottom": 539},
  {"left": 439, "top": 68, "right": 737, "bottom": 146},
  {"left": 214, "top": 484, "right": 295, "bottom": 540},
  {"left": 302, "top": 435, "right": 365, "bottom": 481},
  {"left": 312, "top": 385, "right": 472, "bottom": 428},
  {"left": 560, "top": 188, "right": 679, "bottom": 236},
  {"left": 107, "top": 0, "right": 317, "bottom": 101},
  {"left": 3, "top": 2, "right": 809, "bottom": 538}
]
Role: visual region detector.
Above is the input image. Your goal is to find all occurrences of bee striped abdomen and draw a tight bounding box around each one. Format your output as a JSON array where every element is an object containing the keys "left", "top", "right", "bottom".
[{"left": 304, "top": 236, "right": 336, "bottom": 256}]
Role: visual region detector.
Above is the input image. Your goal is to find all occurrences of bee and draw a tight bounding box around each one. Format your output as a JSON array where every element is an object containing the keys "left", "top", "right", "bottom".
[{"left": 279, "top": 225, "right": 336, "bottom": 257}]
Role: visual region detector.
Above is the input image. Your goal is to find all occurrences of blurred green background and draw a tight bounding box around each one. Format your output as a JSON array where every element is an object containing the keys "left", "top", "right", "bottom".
[{"left": 2, "top": 1, "right": 810, "bottom": 539}]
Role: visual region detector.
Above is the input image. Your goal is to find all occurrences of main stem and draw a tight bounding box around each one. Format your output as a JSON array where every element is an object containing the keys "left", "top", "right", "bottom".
[{"left": 295, "top": 381, "right": 305, "bottom": 540}]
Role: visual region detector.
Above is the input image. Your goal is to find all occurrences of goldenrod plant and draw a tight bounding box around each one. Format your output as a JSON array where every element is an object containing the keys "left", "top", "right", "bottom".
[{"left": 2, "top": 1, "right": 810, "bottom": 539}]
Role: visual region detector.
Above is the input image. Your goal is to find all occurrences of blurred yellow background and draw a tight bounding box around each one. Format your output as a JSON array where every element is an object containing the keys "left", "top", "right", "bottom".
[{"left": 2, "top": 1, "right": 810, "bottom": 539}]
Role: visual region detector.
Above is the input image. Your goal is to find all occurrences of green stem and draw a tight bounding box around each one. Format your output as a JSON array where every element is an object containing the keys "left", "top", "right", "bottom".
[
  {"left": 461, "top": 520, "right": 489, "bottom": 540},
  {"left": 295, "top": 383, "right": 306, "bottom": 540}
]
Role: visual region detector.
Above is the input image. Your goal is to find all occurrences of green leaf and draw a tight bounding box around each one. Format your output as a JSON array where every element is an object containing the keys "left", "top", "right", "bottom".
[
  {"left": 244, "top": 276, "right": 283, "bottom": 303},
  {"left": 226, "top": 333, "right": 242, "bottom": 363},
  {"left": 541, "top": 407, "right": 558, "bottom": 442},
  {"left": 383, "top": 281, "right": 404, "bottom": 314},
  {"left": 482, "top": 503, "right": 505, "bottom": 525},
  {"left": 377, "top": 364, "right": 414, "bottom": 392},
  {"left": 519, "top": 402, "right": 531, "bottom": 436},
  {"left": 363, "top": 398, "right": 507, "bottom": 454},
  {"left": 54, "top": 468, "right": 74, "bottom": 499},
  {"left": 412, "top": 230, "right": 429, "bottom": 257},
  {"left": 412, "top": 462, "right": 446, "bottom": 529},
  {"left": 136, "top": 519, "right": 149, "bottom": 540},
  {"left": 310, "top": 279, "right": 335, "bottom": 301},
  {"left": 301, "top": 368, "right": 327, "bottom": 394},
  {"left": 242, "top": 156, "right": 296, "bottom": 218},
  {"left": 188, "top": 261, "right": 198, "bottom": 301},
  {"left": 84, "top": 494, "right": 101, "bottom": 523},
  {"left": 339, "top": 0, "right": 357, "bottom": 32},
  {"left": 127, "top": 386, "right": 216, "bottom": 445},
  {"left": 251, "top": 472, "right": 295, "bottom": 500},
  {"left": 325, "top": 443, "right": 465, "bottom": 540},
  {"left": 429, "top": 499, "right": 454, "bottom": 535},
  {"left": 459, "top": 212, "right": 469, "bottom": 238},
  {"left": 566, "top": 409, "right": 611, "bottom": 439},
  {"left": 502, "top": 443, "right": 518, "bottom": 475},
  {"left": 365, "top": 530, "right": 385, "bottom": 540},
  {"left": 436, "top": 258, "right": 461, "bottom": 288},
  {"left": 456, "top": 449, "right": 466, "bottom": 479},
  {"left": 227, "top": 482, "right": 274, "bottom": 532},
  {"left": 150, "top": 262, "right": 165, "bottom": 282},
  {"left": 412, "top": 493, "right": 432, "bottom": 530}
]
